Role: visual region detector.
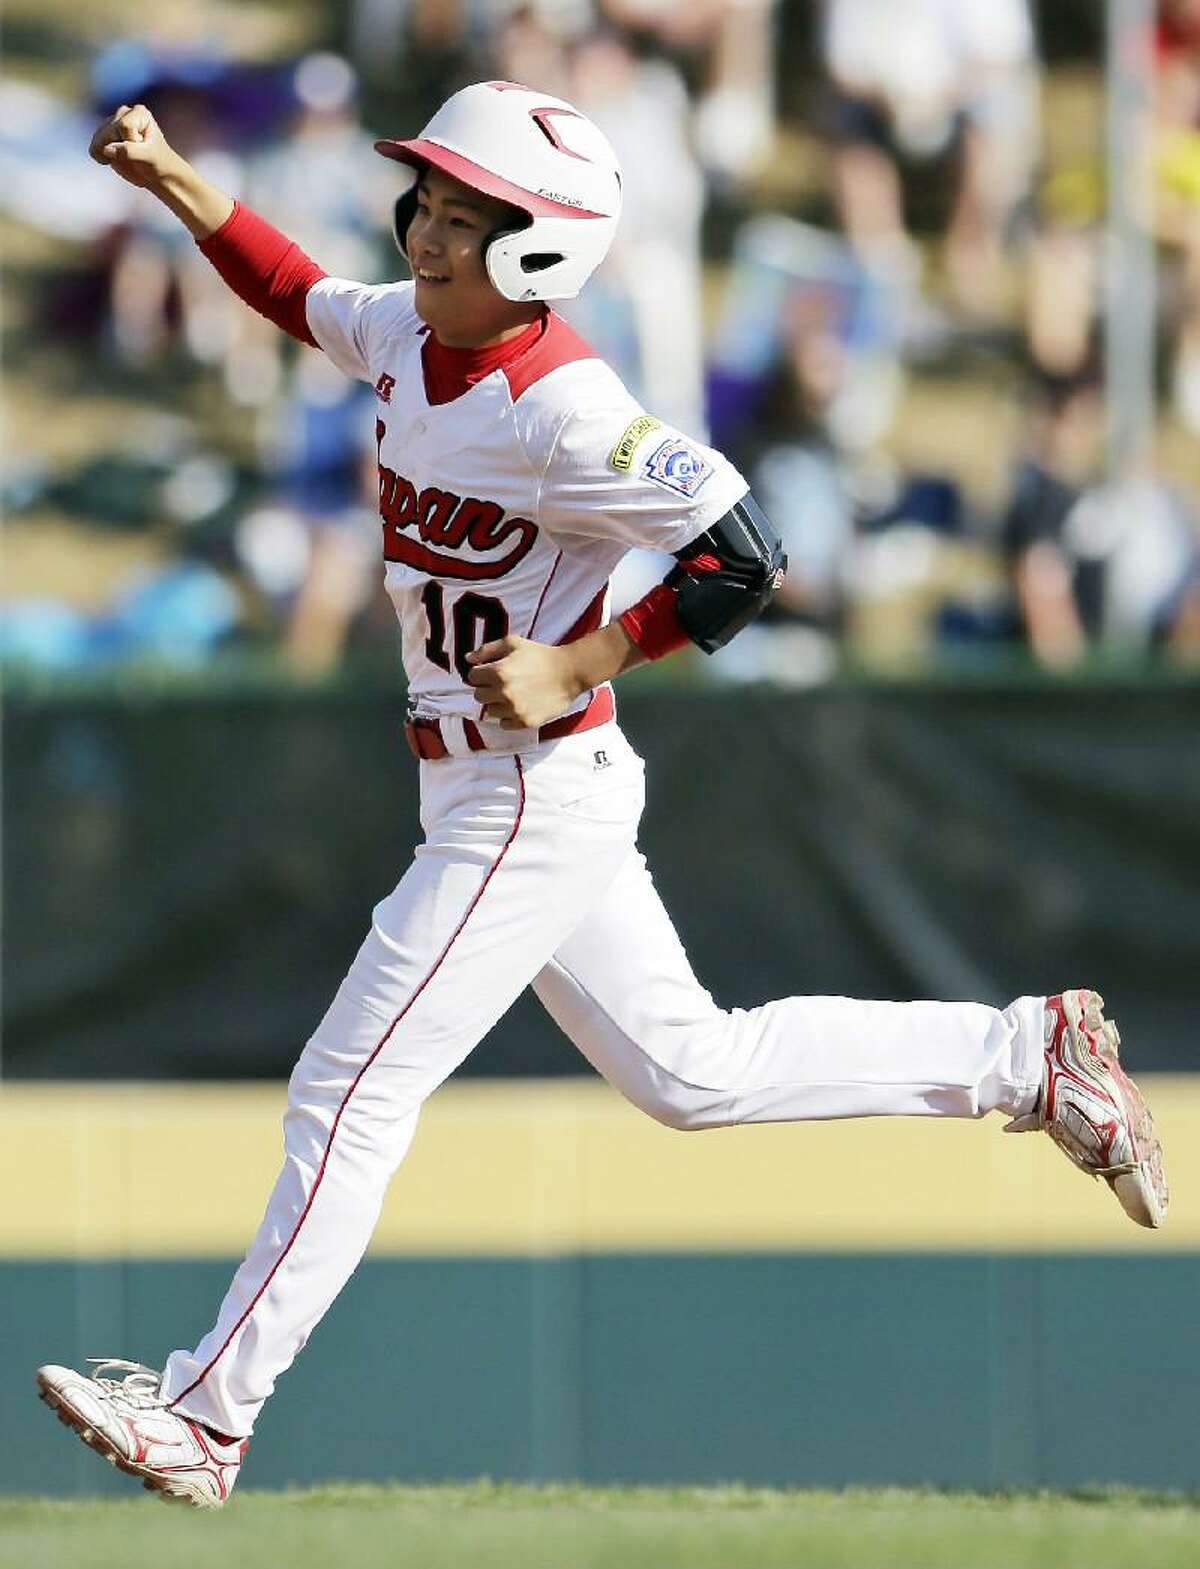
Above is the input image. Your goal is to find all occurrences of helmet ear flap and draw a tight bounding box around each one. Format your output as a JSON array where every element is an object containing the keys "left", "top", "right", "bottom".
[
  {"left": 392, "top": 187, "right": 419, "bottom": 259},
  {"left": 481, "top": 221, "right": 537, "bottom": 301}
]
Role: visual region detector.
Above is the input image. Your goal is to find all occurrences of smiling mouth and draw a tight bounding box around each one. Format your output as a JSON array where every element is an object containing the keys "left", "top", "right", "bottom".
[{"left": 416, "top": 268, "right": 450, "bottom": 285}]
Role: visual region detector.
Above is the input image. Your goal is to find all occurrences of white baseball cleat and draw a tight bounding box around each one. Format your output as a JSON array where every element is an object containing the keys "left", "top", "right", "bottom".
[
  {"left": 35, "top": 1358, "right": 246, "bottom": 1508},
  {"left": 1005, "top": 989, "right": 1169, "bottom": 1228}
]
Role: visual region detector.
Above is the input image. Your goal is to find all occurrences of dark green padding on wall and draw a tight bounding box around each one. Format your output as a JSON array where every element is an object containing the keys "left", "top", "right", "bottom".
[
  {"left": 7, "top": 1253, "right": 1198, "bottom": 1495},
  {"left": 5, "top": 678, "right": 1200, "bottom": 1078}
]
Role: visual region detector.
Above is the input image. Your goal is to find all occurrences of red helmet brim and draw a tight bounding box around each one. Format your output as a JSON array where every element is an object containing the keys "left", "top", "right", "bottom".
[{"left": 374, "top": 137, "right": 605, "bottom": 220}]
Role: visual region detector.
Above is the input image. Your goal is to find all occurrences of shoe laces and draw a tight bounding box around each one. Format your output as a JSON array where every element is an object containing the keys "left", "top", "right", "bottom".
[{"left": 85, "top": 1358, "right": 167, "bottom": 1409}]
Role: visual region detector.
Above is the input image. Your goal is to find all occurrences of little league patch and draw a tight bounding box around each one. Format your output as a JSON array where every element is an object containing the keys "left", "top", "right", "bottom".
[{"left": 641, "top": 435, "right": 714, "bottom": 498}]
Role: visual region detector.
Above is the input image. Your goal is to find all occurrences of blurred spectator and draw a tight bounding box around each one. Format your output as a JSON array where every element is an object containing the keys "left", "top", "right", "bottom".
[
  {"left": 713, "top": 286, "right": 861, "bottom": 683},
  {"left": 236, "top": 354, "right": 382, "bottom": 674},
  {"left": 488, "top": 0, "right": 579, "bottom": 100},
  {"left": 218, "top": 52, "right": 394, "bottom": 670},
  {"left": 0, "top": 564, "right": 243, "bottom": 670},
  {"left": 91, "top": 42, "right": 249, "bottom": 369},
  {"left": 1025, "top": 173, "right": 1100, "bottom": 381},
  {"left": 842, "top": 471, "right": 1012, "bottom": 669},
  {"left": 350, "top": 0, "right": 475, "bottom": 129},
  {"left": 1156, "top": 0, "right": 1200, "bottom": 431},
  {"left": 1004, "top": 368, "right": 1200, "bottom": 664},
  {"left": 476, "top": 7, "right": 710, "bottom": 433},
  {"left": 1156, "top": 558, "right": 1200, "bottom": 661},
  {"left": 749, "top": 370, "right": 856, "bottom": 636},
  {"left": 710, "top": 230, "right": 1008, "bottom": 679},
  {"left": 736, "top": 272, "right": 878, "bottom": 628},
  {"left": 246, "top": 54, "right": 391, "bottom": 293},
  {"left": 233, "top": 52, "right": 393, "bottom": 405},
  {"left": 600, "top": 0, "right": 779, "bottom": 186},
  {"left": 7, "top": 1, "right": 1195, "bottom": 682},
  {"left": 566, "top": 24, "right": 708, "bottom": 432},
  {"left": 708, "top": 215, "right": 903, "bottom": 458},
  {"left": 0, "top": 78, "right": 128, "bottom": 243},
  {"left": 1004, "top": 371, "right": 1104, "bottom": 666},
  {"left": 821, "top": 0, "right": 1038, "bottom": 320}
]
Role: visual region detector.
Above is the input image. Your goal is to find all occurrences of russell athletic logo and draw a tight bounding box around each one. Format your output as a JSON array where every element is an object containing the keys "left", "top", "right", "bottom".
[{"left": 376, "top": 421, "right": 535, "bottom": 580}]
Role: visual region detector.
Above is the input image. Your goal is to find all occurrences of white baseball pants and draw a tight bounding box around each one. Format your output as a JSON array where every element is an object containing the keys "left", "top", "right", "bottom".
[{"left": 160, "top": 722, "right": 1044, "bottom": 1437}]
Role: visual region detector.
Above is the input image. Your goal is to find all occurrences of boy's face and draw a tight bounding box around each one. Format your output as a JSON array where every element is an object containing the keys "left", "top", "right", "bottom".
[{"left": 407, "top": 167, "right": 536, "bottom": 346}]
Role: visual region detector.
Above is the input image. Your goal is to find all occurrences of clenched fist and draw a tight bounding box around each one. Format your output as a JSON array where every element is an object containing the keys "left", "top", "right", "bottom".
[
  {"left": 465, "top": 621, "right": 643, "bottom": 730},
  {"left": 89, "top": 103, "right": 179, "bottom": 191},
  {"left": 466, "top": 635, "right": 581, "bottom": 729},
  {"left": 87, "top": 104, "right": 233, "bottom": 239}
]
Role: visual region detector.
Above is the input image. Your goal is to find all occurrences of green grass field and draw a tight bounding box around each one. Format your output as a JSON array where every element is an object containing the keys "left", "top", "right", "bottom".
[{"left": 2, "top": 1483, "right": 1198, "bottom": 1569}]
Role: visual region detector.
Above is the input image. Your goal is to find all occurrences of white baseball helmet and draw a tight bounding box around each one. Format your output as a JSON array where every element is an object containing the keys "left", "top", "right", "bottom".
[{"left": 375, "top": 81, "right": 622, "bottom": 303}]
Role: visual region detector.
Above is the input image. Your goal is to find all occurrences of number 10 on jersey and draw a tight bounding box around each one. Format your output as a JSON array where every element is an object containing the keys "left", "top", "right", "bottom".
[{"left": 421, "top": 582, "right": 509, "bottom": 681}]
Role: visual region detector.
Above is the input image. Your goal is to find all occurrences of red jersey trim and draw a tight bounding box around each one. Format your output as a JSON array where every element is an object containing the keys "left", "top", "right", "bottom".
[
  {"left": 503, "top": 311, "right": 596, "bottom": 402},
  {"left": 419, "top": 310, "right": 595, "bottom": 406},
  {"left": 422, "top": 313, "right": 545, "bottom": 406},
  {"left": 559, "top": 584, "right": 607, "bottom": 646}
]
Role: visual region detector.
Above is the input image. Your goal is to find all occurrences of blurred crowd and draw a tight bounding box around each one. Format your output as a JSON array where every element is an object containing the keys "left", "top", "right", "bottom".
[{"left": 3, "top": 0, "right": 1200, "bottom": 678}]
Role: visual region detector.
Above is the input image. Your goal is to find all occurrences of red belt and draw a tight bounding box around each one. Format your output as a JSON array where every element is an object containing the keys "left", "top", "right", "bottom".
[{"left": 404, "top": 686, "right": 614, "bottom": 761}]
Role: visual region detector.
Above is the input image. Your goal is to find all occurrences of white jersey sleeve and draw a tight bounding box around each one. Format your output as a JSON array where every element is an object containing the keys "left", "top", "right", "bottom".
[
  {"left": 528, "top": 362, "right": 749, "bottom": 556},
  {"left": 304, "top": 277, "right": 417, "bottom": 383}
]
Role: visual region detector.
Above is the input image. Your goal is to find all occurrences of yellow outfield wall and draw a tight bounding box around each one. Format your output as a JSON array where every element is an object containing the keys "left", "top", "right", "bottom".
[{"left": 0, "top": 1078, "right": 1195, "bottom": 1257}]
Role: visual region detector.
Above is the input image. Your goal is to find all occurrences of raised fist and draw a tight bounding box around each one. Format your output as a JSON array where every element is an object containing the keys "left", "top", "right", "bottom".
[{"left": 88, "top": 103, "right": 178, "bottom": 191}]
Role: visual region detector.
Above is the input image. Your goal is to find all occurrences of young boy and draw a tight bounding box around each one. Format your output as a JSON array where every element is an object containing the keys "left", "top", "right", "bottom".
[{"left": 37, "top": 83, "right": 1167, "bottom": 1509}]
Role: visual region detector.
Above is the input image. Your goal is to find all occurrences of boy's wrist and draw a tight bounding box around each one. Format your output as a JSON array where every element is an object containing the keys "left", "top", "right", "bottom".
[
  {"left": 148, "top": 147, "right": 191, "bottom": 202},
  {"left": 562, "top": 622, "right": 644, "bottom": 696},
  {"left": 157, "top": 156, "right": 234, "bottom": 240}
]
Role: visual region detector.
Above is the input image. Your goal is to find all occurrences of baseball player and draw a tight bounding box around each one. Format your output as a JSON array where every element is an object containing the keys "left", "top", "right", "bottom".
[{"left": 37, "top": 83, "right": 1168, "bottom": 1509}]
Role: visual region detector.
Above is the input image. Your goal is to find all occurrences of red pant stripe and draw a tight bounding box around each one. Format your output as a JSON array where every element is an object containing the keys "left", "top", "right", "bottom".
[{"left": 167, "top": 757, "right": 528, "bottom": 1411}]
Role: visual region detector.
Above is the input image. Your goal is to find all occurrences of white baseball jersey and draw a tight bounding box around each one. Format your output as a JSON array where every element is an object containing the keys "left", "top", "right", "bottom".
[{"left": 304, "top": 276, "right": 749, "bottom": 722}]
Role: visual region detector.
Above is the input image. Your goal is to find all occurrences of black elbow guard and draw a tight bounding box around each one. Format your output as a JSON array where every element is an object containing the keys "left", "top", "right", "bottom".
[{"left": 671, "top": 492, "right": 787, "bottom": 653}]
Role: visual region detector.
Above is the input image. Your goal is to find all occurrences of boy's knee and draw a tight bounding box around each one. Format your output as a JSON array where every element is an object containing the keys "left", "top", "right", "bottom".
[{"left": 638, "top": 1084, "right": 733, "bottom": 1132}]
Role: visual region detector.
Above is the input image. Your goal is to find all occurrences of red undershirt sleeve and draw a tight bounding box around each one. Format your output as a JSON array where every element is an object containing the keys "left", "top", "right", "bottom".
[
  {"left": 197, "top": 200, "right": 326, "bottom": 348},
  {"left": 618, "top": 583, "right": 690, "bottom": 661},
  {"left": 618, "top": 551, "right": 724, "bottom": 661}
]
